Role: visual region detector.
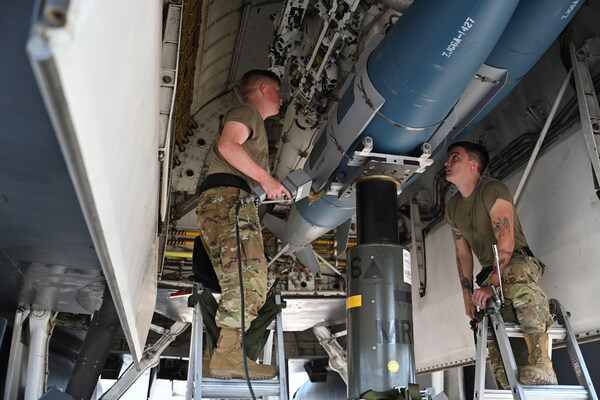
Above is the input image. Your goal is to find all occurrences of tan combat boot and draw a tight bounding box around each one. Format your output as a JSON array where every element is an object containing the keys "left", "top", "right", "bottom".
[
  {"left": 209, "top": 327, "right": 277, "bottom": 380},
  {"left": 201, "top": 348, "right": 211, "bottom": 377},
  {"left": 520, "top": 333, "right": 558, "bottom": 385}
]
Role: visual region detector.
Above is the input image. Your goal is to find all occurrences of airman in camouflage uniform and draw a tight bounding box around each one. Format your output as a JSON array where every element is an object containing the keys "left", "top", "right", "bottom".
[
  {"left": 196, "top": 70, "right": 288, "bottom": 380},
  {"left": 445, "top": 141, "right": 557, "bottom": 388}
]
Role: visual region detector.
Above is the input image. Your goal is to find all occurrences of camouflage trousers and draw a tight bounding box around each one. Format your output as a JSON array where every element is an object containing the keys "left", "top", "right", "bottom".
[
  {"left": 197, "top": 187, "right": 268, "bottom": 329},
  {"left": 482, "top": 253, "right": 554, "bottom": 386}
]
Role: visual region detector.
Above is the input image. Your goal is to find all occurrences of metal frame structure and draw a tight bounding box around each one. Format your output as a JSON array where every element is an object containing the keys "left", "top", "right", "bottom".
[
  {"left": 570, "top": 38, "right": 600, "bottom": 193},
  {"left": 186, "top": 285, "right": 288, "bottom": 399},
  {"left": 159, "top": 0, "right": 184, "bottom": 222},
  {"left": 4, "top": 309, "right": 57, "bottom": 400},
  {"left": 99, "top": 321, "right": 189, "bottom": 399},
  {"left": 473, "top": 297, "right": 597, "bottom": 400}
]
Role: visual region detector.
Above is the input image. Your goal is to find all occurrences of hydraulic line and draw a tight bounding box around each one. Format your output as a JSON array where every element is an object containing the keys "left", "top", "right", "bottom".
[
  {"left": 165, "top": 251, "right": 193, "bottom": 258},
  {"left": 169, "top": 228, "right": 200, "bottom": 237},
  {"left": 168, "top": 238, "right": 195, "bottom": 246}
]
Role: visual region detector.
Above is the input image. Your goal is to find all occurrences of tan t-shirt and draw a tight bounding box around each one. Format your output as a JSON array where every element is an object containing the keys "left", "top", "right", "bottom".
[
  {"left": 445, "top": 177, "right": 528, "bottom": 267},
  {"left": 206, "top": 103, "right": 269, "bottom": 189}
]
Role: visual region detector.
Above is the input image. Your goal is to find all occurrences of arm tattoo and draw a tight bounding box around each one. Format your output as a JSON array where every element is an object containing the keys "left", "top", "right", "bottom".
[
  {"left": 456, "top": 255, "right": 473, "bottom": 293},
  {"left": 452, "top": 229, "right": 463, "bottom": 241},
  {"left": 492, "top": 216, "right": 511, "bottom": 238},
  {"left": 499, "top": 249, "right": 513, "bottom": 257},
  {"left": 461, "top": 277, "right": 473, "bottom": 292}
]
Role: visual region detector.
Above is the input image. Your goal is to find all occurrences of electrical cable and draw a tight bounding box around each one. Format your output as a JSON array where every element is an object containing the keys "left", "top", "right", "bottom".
[{"left": 234, "top": 200, "right": 257, "bottom": 400}]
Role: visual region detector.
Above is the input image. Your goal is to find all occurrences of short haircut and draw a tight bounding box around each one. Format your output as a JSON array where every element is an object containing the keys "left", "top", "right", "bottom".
[
  {"left": 239, "top": 70, "right": 281, "bottom": 100},
  {"left": 447, "top": 141, "right": 490, "bottom": 174}
]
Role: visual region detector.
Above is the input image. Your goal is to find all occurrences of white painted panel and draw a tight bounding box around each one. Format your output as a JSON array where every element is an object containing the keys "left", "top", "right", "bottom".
[
  {"left": 413, "top": 222, "right": 479, "bottom": 371},
  {"left": 414, "top": 126, "right": 600, "bottom": 370},
  {"left": 511, "top": 128, "right": 600, "bottom": 334},
  {"left": 44, "top": 1, "right": 161, "bottom": 361}
]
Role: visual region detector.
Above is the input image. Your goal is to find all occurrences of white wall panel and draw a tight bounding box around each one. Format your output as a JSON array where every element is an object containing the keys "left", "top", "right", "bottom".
[
  {"left": 511, "top": 127, "right": 600, "bottom": 334},
  {"left": 413, "top": 222, "right": 480, "bottom": 371}
]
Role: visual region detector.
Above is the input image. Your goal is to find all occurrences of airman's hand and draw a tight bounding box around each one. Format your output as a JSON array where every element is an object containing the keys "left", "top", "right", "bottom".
[
  {"left": 260, "top": 175, "right": 291, "bottom": 200},
  {"left": 472, "top": 287, "right": 494, "bottom": 309},
  {"left": 463, "top": 293, "right": 476, "bottom": 319}
]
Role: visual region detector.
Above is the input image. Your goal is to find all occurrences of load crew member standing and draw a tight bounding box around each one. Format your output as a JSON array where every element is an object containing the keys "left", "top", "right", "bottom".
[{"left": 197, "top": 70, "right": 290, "bottom": 379}]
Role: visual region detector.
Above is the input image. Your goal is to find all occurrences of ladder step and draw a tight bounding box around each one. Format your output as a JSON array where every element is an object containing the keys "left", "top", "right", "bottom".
[
  {"left": 200, "top": 377, "right": 281, "bottom": 398},
  {"left": 483, "top": 385, "right": 589, "bottom": 399},
  {"left": 490, "top": 323, "right": 567, "bottom": 341}
]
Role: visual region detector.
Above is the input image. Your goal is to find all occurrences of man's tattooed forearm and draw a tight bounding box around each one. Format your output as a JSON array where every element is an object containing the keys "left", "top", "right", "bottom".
[
  {"left": 456, "top": 256, "right": 473, "bottom": 293},
  {"left": 461, "top": 277, "right": 473, "bottom": 292}
]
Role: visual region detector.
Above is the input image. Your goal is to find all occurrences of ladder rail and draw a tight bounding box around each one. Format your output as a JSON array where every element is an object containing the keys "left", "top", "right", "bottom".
[
  {"left": 488, "top": 306, "right": 527, "bottom": 400},
  {"left": 194, "top": 300, "right": 204, "bottom": 400},
  {"left": 474, "top": 316, "right": 490, "bottom": 399},
  {"left": 275, "top": 293, "right": 289, "bottom": 400},
  {"left": 550, "top": 299, "right": 598, "bottom": 400},
  {"left": 474, "top": 297, "right": 598, "bottom": 400},
  {"left": 185, "top": 307, "right": 196, "bottom": 399},
  {"left": 483, "top": 386, "right": 590, "bottom": 399},
  {"left": 186, "top": 285, "right": 287, "bottom": 399}
]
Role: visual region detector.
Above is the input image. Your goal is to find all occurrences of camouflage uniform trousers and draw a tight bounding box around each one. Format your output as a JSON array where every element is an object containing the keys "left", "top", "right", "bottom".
[
  {"left": 482, "top": 253, "right": 554, "bottom": 385},
  {"left": 197, "top": 187, "right": 268, "bottom": 330}
]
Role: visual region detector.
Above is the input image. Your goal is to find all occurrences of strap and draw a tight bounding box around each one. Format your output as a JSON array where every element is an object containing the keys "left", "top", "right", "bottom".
[
  {"left": 475, "top": 265, "right": 493, "bottom": 287},
  {"left": 360, "top": 384, "right": 425, "bottom": 400},
  {"left": 515, "top": 246, "right": 534, "bottom": 257},
  {"left": 361, "top": 389, "right": 402, "bottom": 400},
  {"left": 199, "top": 173, "right": 251, "bottom": 194}
]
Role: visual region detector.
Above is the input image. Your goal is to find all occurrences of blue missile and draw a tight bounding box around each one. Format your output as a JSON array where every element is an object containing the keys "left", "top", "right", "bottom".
[
  {"left": 292, "top": 0, "right": 519, "bottom": 237},
  {"left": 267, "top": 0, "right": 584, "bottom": 270},
  {"left": 429, "top": 0, "right": 586, "bottom": 148},
  {"left": 305, "top": 0, "right": 519, "bottom": 192},
  {"left": 467, "top": 0, "right": 585, "bottom": 128}
]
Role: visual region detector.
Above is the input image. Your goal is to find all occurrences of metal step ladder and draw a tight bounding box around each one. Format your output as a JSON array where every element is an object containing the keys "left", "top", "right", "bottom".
[
  {"left": 473, "top": 296, "right": 598, "bottom": 400},
  {"left": 185, "top": 284, "right": 288, "bottom": 399}
]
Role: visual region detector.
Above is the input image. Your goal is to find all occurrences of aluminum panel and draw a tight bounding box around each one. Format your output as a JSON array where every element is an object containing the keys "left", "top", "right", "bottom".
[{"left": 27, "top": 0, "right": 162, "bottom": 362}]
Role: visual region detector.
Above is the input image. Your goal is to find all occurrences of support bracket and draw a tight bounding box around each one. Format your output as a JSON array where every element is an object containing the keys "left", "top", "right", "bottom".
[
  {"left": 100, "top": 321, "right": 189, "bottom": 399},
  {"left": 410, "top": 200, "right": 427, "bottom": 297},
  {"left": 570, "top": 39, "right": 600, "bottom": 193}
]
